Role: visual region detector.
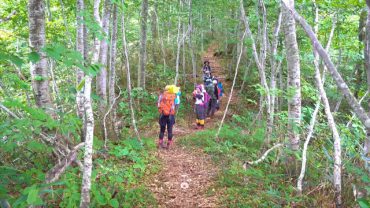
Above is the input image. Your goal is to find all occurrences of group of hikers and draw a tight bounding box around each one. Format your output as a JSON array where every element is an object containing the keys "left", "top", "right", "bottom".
[{"left": 157, "top": 60, "right": 224, "bottom": 149}]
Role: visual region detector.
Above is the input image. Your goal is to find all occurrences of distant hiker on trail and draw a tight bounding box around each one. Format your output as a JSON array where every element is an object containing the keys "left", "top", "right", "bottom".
[
  {"left": 157, "top": 85, "right": 177, "bottom": 149},
  {"left": 193, "top": 85, "right": 206, "bottom": 129},
  {"left": 214, "top": 78, "right": 224, "bottom": 110},
  {"left": 202, "top": 60, "right": 212, "bottom": 74},
  {"left": 174, "top": 87, "right": 181, "bottom": 111},
  {"left": 203, "top": 72, "right": 213, "bottom": 86},
  {"left": 206, "top": 80, "right": 218, "bottom": 117}
]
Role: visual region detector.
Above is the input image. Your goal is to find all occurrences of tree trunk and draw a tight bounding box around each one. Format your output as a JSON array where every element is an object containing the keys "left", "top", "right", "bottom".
[
  {"left": 150, "top": 3, "right": 158, "bottom": 66},
  {"left": 96, "top": 0, "right": 111, "bottom": 127},
  {"left": 240, "top": 0, "right": 271, "bottom": 142},
  {"left": 174, "top": 11, "right": 182, "bottom": 85},
  {"left": 188, "top": 0, "right": 196, "bottom": 87},
  {"left": 153, "top": 6, "right": 167, "bottom": 72},
  {"left": 182, "top": 23, "right": 186, "bottom": 87},
  {"left": 107, "top": 4, "right": 118, "bottom": 139},
  {"left": 138, "top": 0, "right": 148, "bottom": 89},
  {"left": 200, "top": 13, "right": 204, "bottom": 52},
  {"left": 313, "top": 50, "right": 342, "bottom": 207},
  {"left": 364, "top": 0, "right": 370, "bottom": 169},
  {"left": 79, "top": 75, "right": 95, "bottom": 208},
  {"left": 79, "top": 1, "right": 100, "bottom": 205},
  {"left": 122, "top": 5, "right": 141, "bottom": 140},
  {"left": 240, "top": 57, "right": 253, "bottom": 93},
  {"left": 282, "top": 0, "right": 301, "bottom": 152},
  {"left": 28, "top": 0, "right": 54, "bottom": 116},
  {"left": 92, "top": 0, "right": 101, "bottom": 62},
  {"left": 297, "top": 5, "right": 342, "bottom": 204},
  {"left": 76, "top": 0, "right": 86, "bottom": 141},
  {"left": 268, "top": 10, "right": 282, "bottom": 144}
]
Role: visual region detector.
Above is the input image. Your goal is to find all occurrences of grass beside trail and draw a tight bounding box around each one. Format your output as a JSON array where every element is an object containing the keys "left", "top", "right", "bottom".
[{"left": 177, "top": 119, "right": 338, "bottom": 207}]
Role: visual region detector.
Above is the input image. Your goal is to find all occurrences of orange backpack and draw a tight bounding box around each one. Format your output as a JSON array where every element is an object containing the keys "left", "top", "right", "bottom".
[{"left": 158, "top": 92, "right": 176, "bottom": 115}]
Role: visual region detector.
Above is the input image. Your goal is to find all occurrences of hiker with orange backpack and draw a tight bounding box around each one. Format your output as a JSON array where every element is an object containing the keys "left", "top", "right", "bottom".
[{"left": 157, "top": 85, "right": 177, "bottom": 149}]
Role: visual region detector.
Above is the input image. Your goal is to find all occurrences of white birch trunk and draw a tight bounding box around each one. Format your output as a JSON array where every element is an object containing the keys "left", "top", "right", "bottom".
[
  {"left": 182, "top": 24, "right": 186, "bottom": 86},
  {"left": 153, "top": 7, "right": 167, "bottom": 72},
  {"left": 97, "top": 0, "right": 111, "bottom": 121},
  {"left": 282, "top": 0, "right": 301, "bottom": 151},
  {"left": 174, "top": 13, "right": 182, "bottom": 85},
  {"left": 107, "top": 4, "right": 118, "bottom": 139},
  {"left": 240, "top": 0, "right": 271, "bottom": 142},
  {"left": 364, "top": 0, "right": 370, "bottom": 169},
  {"left": 79, "top": 75, "right": 95, "bottom": 208},
  {"left": 314, "top": 51, "right": 342, "bottom": 208},
  {"left": 268, "top": 10, "right": 282, "bottom": 143},
  {"left": 76, "top": 0, "right": 86, "bottom": 141},
  {"left": 188, "top": 0, "right": 196, "bottom": 86},
  {"left": 122, "top": 6, "right": 141, "bottom": 140},
  {"left": 138, "top": 0, "right": 148, "bottom": 89},
  {"left": 28, "top": 0, "right": 54, "bottom": 116},
  {"left": 79, "top": 1, "right": 99, "bottom": 205},
  {"left": 200, "top": 13, "right": 204, "bottom": 52},
  {"left": 298, "top": 5, "right": 336, "bottom": 195},
  {"left": 92, "top": 0, "right": 101, "bottom": 64}
]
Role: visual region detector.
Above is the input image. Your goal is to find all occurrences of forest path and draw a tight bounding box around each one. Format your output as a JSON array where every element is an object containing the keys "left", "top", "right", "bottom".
[{"left": 147, "top": 45, "right": 235, "bottom": 207}]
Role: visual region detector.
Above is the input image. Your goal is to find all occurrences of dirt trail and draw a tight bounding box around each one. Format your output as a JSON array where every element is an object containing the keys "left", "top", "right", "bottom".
[{"left": 148, "top": 45, "right": 233, "bottom": 208}]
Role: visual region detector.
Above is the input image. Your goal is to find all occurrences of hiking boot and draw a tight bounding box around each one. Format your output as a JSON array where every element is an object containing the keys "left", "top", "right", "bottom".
[
  {"left": 166, "top": 140, "right": 173, "bottom": 149},
  {"left": 157, "top": 139, "right": 164, "bottom": 149}
]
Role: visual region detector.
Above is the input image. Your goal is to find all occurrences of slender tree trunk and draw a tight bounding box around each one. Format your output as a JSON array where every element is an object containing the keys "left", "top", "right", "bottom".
[
  {"left": 79, "top": 1, "right": 100, "bottom": 205},
  {"left": 364, "top": 0, "right": 370, "bottom": 169},
  {"left": 153, "top": 6, "right": 167, "bottom": 71},
  {"left": 268, "top": 10, "right": 282, "bottom": 143},
  {"left": 278, "top": 58, "right": 284, "bottom": 111},
  {"left": 96, "top": 0, "right": 111, "bottom": 128},
  {"left": 107, "top": 4, "right": 118, "bottom": 139},
  {"left": 138, "top": 0, "right": 148, "bottom": 89},
  {"left": 92, "top": 0, "right": 101, "bottom": 62},
  {"left": 182, "top": 24, "right": 186, "bottom": 87},
  {"left": 200, "top": 13, "right": 204, "bottom": 52},
  {"left": 188, "top": 0, "right": 196, "bottom": 87},
  {"left": 282, "top": 0, "right": 301, "bottom": 152},
  {"left": 314, "top": 50, "right": 342, "bottom": 207},
  {"left": 79, "top": 75, "right": 95, "bottom": 208},
  {"left": 298, "top": 4, "right": 338, "bottom": 198},
  {"left": 28, "top": 0, "right": 54, "bottom": 117},
  {"left": 76, "top": 0, "right": 86, "bottom": 141},
  {"left": 240, "top": 57, "right": 253, "bottom": 93},
  {"left": 150, "top": 3, "right": 158, "bottom": 66},
  {"left": 240, "top": 0, "right": 271, "bottom": 142},
  {"left": 122, "top": 6, "right": 141, "bottom": 140},
  {"left": 174, "top": 11, "right": 182, "bottom": 85}
]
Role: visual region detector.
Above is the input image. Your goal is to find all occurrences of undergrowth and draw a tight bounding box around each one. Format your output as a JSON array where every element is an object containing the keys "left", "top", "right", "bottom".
[
  {"left": 178, "top": 108, "right": 365, "bottom": 207},
  {"left": 0, "top": 100, "right": 160, "bottom": 207}
]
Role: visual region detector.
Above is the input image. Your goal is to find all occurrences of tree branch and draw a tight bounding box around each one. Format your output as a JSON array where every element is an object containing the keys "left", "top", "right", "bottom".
[
  {"left": 0, "top": 11, "right": 16, "bottom": 24},
  {"left": 244, "top": 143, "right": 284, "bottom": 166}
]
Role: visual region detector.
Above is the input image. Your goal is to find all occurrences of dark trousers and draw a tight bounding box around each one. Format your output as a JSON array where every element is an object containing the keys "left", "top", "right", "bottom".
[
  {"left": 159, "top": 115, "right": 175, "bottom": 140},
  {"left": 207, "top": 99, "right": 217, "bottom": 117}
]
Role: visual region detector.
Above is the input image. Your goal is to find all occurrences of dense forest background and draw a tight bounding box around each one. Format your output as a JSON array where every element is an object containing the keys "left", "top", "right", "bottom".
[{"left": 1, "top": 0, "right": 370, "bottom": 207}]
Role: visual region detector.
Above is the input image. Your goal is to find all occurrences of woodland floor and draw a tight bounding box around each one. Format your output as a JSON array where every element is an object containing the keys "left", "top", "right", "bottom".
[{"left": 146, "top": 45, "right": 237, "bottom": 208}]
